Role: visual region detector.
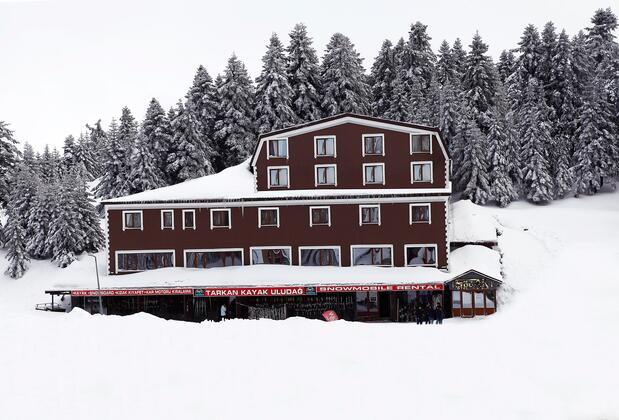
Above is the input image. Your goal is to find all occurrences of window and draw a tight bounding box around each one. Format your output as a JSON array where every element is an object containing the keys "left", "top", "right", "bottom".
[
  {"left": 462, "top": 291, "right": 473, "bottom": 309},
  {"left": 359, "top": 205, "right": 380, "bottom": 225},
  {"left": 411, "top": 134, "right": 432, "bottom": 153},
  {"left": 309, "top": 206, "right": 331, "bottom": 226},
  {"left": 411, "top": 162, "right": 432, "bottom": 183},
  {"left": 452, "top": 291, "right": 462, "bottom": 309},
  {"left": 363, "top": 163, "right": 385, "bottom": 185},
  {"left": 116, "top": 251, "right": 174, "bottom": 272},
  {"left": 268, "top": 166, "right": 289, "bottom": 188},
  {"left": 405, "top": 245, "right": 437, "bottom": 267},
  {"left": 122, "top": 211, "right": 143, "bottom": 231},
  {"left": 258, "top": 207, "right": 279, "bottom": 228},
  {"left": 362, "top": 134, "right": 384, "bottom": 156},
  {"left": 409, "top": 204, "right": 431, "bottom": 224},
  {"left": 185, "top": 249, "right": 243, "bottom": 268},
  {"left": 268, "top": 138, "right": 288, "bottom": 158},
  {"left": 315, "top": 136, "right": 336, "bottom": 157},
  {"left": 182, "top": 209, "right": 196, "bottom": 230},
  {"left": 299, "top": 247, "right": 340, "bottom": 266},
  {"left": 485, "top": 290, "right": 496, "bottom": 308},
  {"left": 160, "top": 210, "right": 174, "bottom": 230},
  {"left": 315, "top": 164, "right": 337, "bottom": 186},
  {"left": 351, "top": 246, "right": 393, "bottom": 266},
  {"left": 250, "top": 247, "right": 292, "bottom": 265},
  {"left": 210, "top": 209, "right": 231, "bottom": 229}
]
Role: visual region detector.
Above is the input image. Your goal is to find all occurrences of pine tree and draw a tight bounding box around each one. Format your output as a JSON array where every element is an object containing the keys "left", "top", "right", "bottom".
[
  {"left": 167, "top": 101, "right": 212, "bottom": 182},
  {"left": 453, "top": 111, "right": 491, "bottom": 204},
  {"left": 497, "top": 50, "right": 516, "bottom": 83},
  {"left": 142, "top": 98, "right": 173, "bottom": 180},
  {"left": 320, "top": 33, "right": 371, "bottom": 116},
  {"left": 539, "top": 22, "right": 558, "bottom": 95},
  {"left": 370, "top": 39, "right": 395, "bottom": 117},
  {"left": 48, "top": 179, "right": 80, "bottom": 268},
  {"left": 385, "top": 38, "right": 411, "bottom": 122},
  {"left": 128, "top": 132, "right": 167, "bottom": 193},
  {"left": 95, "top": 118, "right": 131, "bottom": 201},
  {"left": 451, "top": 38, "right": 467, "bottom": 81},
  {"left": 63, "top": 135, "right": 78, "bottom": 170},
  {"left": 438, "top": 80, "right": 462, "bottom": 151},
  {"left": 0, "top": 121, "right": 20, "bottom": 206},
  {"left": 118, "top": 107, "right": 138, "bottom": 150},
  {"left": 22, "top": 142, "right": 37, "bottom": 174},
  {"left": 76, "top": 132, "right": 95, "bottom": 180},
  {"left": 67, "top": 171, "right": 105, "bottom": 254},
  {"left": 4, "top": 202, "right": 29, "bottom": 278},
  {"left": 405, "top": 22, "right": 436, "bottom": 93},
  {"left": 186, "top": 67, "right": 219, "bottom": 170},
  {"left": 85, "top": 119, "right": 107, "bottom": 177},
  {"left": 286, "top": 23, "right": 322, "bottom": 122},
  {"left": 213, "top": 54, "right": 256, "bottom": 167},
  {"left": 255, "top": 33, "right": 297, "bottom": 134},
  {"left": 436, "top": 40, "right": 456, "bottom": 86},
  {"left": 8, "top": 164, "right": 38, "bottom": 239},
  {"left": 508, "top": 24, "right": 543, "bottom": 109},
  {"left": 519, "top": 80, "right": 554, "bottom": 203},
  {"left": 462, "top": 32, "right": 497, "bottom": 134},
  {"left": 27, "top": 183, "right": 55, "bottom": 259}
]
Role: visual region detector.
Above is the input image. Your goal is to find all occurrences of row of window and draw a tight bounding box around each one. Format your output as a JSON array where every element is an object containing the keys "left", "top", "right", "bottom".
[
  {"left": 267, "top": 161, "right": 433, "bottom": 188},
  {"left": 121, "top": 204, "right": 433, "bottom": 231},
  {"left": 267, "top": 133, "right": 433, "bottom": 159},
  {"left": 115, "top": 244, "right": 439, "bottom": 272}
]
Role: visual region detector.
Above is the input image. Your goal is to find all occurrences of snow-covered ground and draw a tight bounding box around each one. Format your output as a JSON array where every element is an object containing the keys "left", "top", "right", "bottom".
[{"left": 1, "top": 192, "right": 618, "bottom": 419}]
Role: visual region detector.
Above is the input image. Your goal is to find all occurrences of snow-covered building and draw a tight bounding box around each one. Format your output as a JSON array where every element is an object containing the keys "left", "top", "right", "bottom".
[{"left": 55, "top": 114, "right": 502, "bottom": 322}]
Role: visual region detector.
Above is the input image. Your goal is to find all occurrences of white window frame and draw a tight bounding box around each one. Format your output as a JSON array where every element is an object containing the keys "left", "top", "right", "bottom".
[
  {"left": 410, "top": 161, "right": 433, "bottom": 183},
  {"left": 409, "top": 203, "right": 432, "bottom": 224},
  {"left": 362, "top": 133, "right": 385, "bottom": 156},
  {"left": 358, "top": 204, "right": 381, "bottom": 226},
  {"left": 350, "top": 244, "right": 394, "bottom": 267},
  {"left": 362, "top": 162, "right": 386, "bottom": 185},
  {"left": 298, "top": 246, "right": 342, "bottom": 267},
  {"left": 309, "top": 206, "right": 331, "bottom": 227},
  {"left": 249, "top": 246, "right": 293, "bottom": 266},
  {"left": 314, "top": 135, "right": 337, "bottom": 158},
  {"left": 183, "top": 248, "right": 244, "bottom": 268},
  {"left": 209, "top": 208, "right": 231, "bottom": 229},
  {"left": 267, "top": 165, "right": 290, "bottom": 189},
  {"left": 182, "top": 209, "right": 196, "bottom": 230},
  {"left": 410, "top": 133, "right": 433, "bottom": 154},
  {"left": 115, "top": 249, "right": 176, "bottom": 273},
  {"left": 266, "top": 138, "right": 289, "bottom": 159},
  {"left": 314, "top": 164, "right": 338, "bottom": 187},
  {"left": 404, "top": 244, "right": 438, "bottom": 267},
  {"left": 258, "top": 207, "right": 280, "bottom": 228},
  {"left": 122, "top": 210, "right": 143, "bottom": 231},
  {"left": 160, "top": 210, "right": 174, "bottom": 230}
]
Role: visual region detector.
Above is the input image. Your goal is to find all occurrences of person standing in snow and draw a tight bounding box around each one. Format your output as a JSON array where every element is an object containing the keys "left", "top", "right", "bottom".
[
  {"left": 435, "top": 303, "right": 444, "bottom": 325},
  {"left": 426, "top": 302, "right": 434, "bottom": 324},
  {"left": 220, "top": 303, "right": 227, "bottom": 322}
]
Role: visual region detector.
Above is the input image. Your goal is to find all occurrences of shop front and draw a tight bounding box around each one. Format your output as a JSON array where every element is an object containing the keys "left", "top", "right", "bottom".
[{"left": 445, "top": 270, "right": 502, "bottom": 318}]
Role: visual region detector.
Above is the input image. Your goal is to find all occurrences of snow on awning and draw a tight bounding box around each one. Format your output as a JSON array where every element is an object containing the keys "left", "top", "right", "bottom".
[{"left": 449, "top": 200, "right": 498, "bottom": 243}]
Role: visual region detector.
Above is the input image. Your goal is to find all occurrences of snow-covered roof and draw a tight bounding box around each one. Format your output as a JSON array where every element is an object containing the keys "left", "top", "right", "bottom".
[
  {"left": 449, "top": 200, "right": 498, "bottom": 243},
  {"left": 104, "top": 160, "right": 450, "bottom": 205},
  {"left": 50, "top": 265, "right": 452, "bottom": 291},
  {"left": 449, "top": 245, "right": 502, "bottom": 280}
]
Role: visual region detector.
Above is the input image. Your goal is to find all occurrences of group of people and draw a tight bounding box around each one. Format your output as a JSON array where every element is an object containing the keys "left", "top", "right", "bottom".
[{"left": 402, "top": 301, "right": 443, "bottom": 324}]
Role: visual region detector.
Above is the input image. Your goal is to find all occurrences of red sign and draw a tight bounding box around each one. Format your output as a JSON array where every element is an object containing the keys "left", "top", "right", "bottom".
[
  {"left": 322, "top": 310, "right": 339, "bottom": 321},
  {"left": 316, "top": 283, "right": 443, "bottom": 293},
  {"left": 195, "top": 286, "right": 306, "bottom": 297},
  {"left": 71, "top": 288, "right": 193, "bottom": 297}
]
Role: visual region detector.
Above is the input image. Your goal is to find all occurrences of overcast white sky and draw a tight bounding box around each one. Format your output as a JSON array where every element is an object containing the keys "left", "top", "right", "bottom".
[{"left": 0, "top": 0, "right": 613, "bottom": 151}]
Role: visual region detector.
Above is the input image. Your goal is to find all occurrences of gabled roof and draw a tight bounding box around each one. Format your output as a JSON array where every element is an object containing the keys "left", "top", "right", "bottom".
[
  {"left": 250, "top": 113, "right": 448, "bottom": 168},
  {"left": 447, "top": 269, "right": 503, "bottom": 285}
]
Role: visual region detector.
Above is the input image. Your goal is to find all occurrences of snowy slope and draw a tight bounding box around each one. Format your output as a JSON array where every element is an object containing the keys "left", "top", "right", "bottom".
[{"left": 1, "top": 192, "right": 618, "bottom": 419}]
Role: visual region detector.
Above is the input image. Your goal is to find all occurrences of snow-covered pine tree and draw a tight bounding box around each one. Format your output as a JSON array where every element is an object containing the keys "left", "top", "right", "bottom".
[
  {"left": 118, "top": 107, "right": 139, "bottom": 151},
  {"left": 438, "top": 80, "right": 462, "bottom": 152},
  {"left": 128, "top": 131, "right": 167, "bottom": 193},
  {"left": 142, "top": 98, "right": 173, "bottom": 180},
  {"left": 75, "top": 132, "right": 95, "bottom": 181},
  {"left": 453, "top": 109, "right": 491, "bottom": 204},
  {"left": 451, "top": 38, "right": 467, "bottom": 81},
  {"left": 67, "top": 171, "right": 105, "bottom": 254},
  {"left": 519, "top": 79, "right": 554, "bottom": 203},
  {"left": 48, "top": 179, "right": 80, "bottom": 268},
  {"left": 573, "top": 73, "right": 617, "bottom": 195},
  {"left": 22, "top": 142, "right": 38, "bottom": 174},
  {"left": 436, "top": 40, "right": 456, "bottom": 86},
  {"left": 85, "top": 119, "right": 107, "bottom": 177},
  {"left": 570, "top": 31, "right": 591, "bottom": 107},
  {"left": 0, "top": 121, "right": 20, "bottom": 206},
  {"left": 186, "top": 67, "right": 219, "bottom": 170},
  {"left": 385, "top": 38, "right": 411, "bottom": 122},
  {"left": 213, "top": 55, "right": 256, "bottom": 167},
  {"left": 587, "top": 8, "right": 618, "bottom": 67},
  {"left": 369, "top": 39, "right": 395, "bottom": 117},
  {"left": 405, "top": 22, "right": 436, "bottom": 94},
  {"left": 286, "top": 23, "right": 322, "bottom": 123},
  {"left": 462, "top": 32, "right": 497, "bottom": 134},
  {"left": 38, "top": 145, "right": 61, "bottom": 183},
  {"left": 320, "top": 33, "right": 371, "bottom": 116},
  {"left": 26, "top": 182, "right": 55, "bottom": 259},
  {"left": 95, "top": 118, "right": 131, "bottom": 201},
  {"left": 539, "top": 22, "right": 558, "bottom": 93},
  {"left": 63, "top": 135, "right": 78, "bottom": 170},
  {"left": 497, "top": 50, "right": 516, "bottom": 84},
  {"left": 508, "top": 24, "right": 543, "bottom": 110},
  {"left": 167, "top": 100, "right": 212, "bottom": 183},
  {"left": 7, "top": 164, "right": 38, "bottom": 239},
  {"left": 255, "top": 33, "right": 297, "bottom": 134},
  {"left": 3, "top": 202, "right": 29, "bottom": 278},
  {"left": 487, "top": 86, "right": 520, "bottom": 207}
]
